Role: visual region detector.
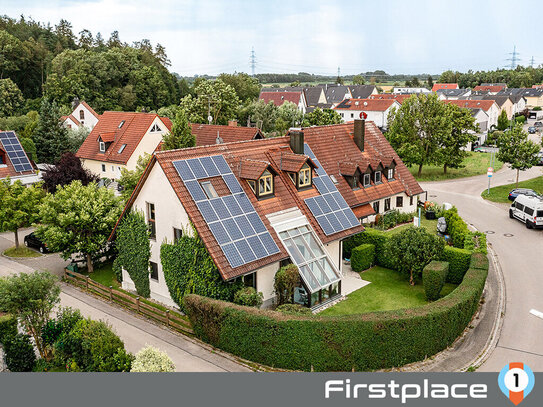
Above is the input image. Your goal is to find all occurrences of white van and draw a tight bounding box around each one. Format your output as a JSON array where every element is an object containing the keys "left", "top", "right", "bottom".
[{"left": 509, "top": 194, "right": 543, "bottom": 229}]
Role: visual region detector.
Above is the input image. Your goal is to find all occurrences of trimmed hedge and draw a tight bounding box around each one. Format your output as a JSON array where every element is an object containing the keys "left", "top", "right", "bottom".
[
  {"left": 441, "top": 246, "right": 471, "bottom": 283},
  {"left": 423, "top": 261, "right": 449, "bottom": 301},
  {"left": 185, "top": 253, "right": 488, "bottom": 372},
  {"left": 0, "top": 314, "right": 17, "bottom": 345},
  {"left": 443, "top": 208, "right": 469, "bottom": 248},
  {"left": 470, "top": 252, "right": 489, "bottom": 270},
  {"left": 344, "top": 229, "right": 394, "bottom": 269},
  {"left": 3, "top": 333, "right": 36, "bottom": 372},
  {"left": 464, "top": 231, "right": 487, "bottom": 254},
  {"left": 351, "top": 244, "right": 375, "bottom": 272}
]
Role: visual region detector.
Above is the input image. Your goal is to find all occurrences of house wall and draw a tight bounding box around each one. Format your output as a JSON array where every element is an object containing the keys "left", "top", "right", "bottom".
[
  {"left": 256, "top": 262, "right": 280, "bottom": 308},
  {"left": 513, "top": 98, "right": 526, "bottom": 114},
  {"left": 81, "top": 158, "right": 127, "bottom": 180},
  {"left": 336, "top": 103, "right": 398, "bottom": 128},
  {"left": 125, "top": 116, "right": 168, "bottom": 171},
  {"left": 365, "top": 191, "right": 420, "bottom": 223},
  {"left": 502, "top": 99, "right": 514, "bottom": 119},
  {"left": 73, "top": 103, "right": 99, "bottom": 130},
  {"left": 63, "top": 117, "right": 79, "bottom": 129}
]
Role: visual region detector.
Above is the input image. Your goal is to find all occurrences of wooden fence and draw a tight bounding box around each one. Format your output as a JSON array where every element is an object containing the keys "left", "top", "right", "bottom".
[{"left": 64, "top": 268, "right": 193, "bottom": 335}]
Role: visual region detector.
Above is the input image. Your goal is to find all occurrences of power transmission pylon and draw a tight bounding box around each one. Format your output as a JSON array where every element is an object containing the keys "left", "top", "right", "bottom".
[
  {"left": 506, "top": 45, "right": 520, "bottom": 69},
  {"left": 530, "top": 56, "right": 535, "bottom": 68},
  {"left": 250, "top": 47, "right": 256, "bottom": 76}
]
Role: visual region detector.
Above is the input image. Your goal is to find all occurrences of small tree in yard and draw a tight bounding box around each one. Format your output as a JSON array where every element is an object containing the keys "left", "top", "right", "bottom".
[
  {"left": 131, "top": 345, "right": 175, "bottom": 372},
  {"left": 118, "top": 153, "right": 151, "bottom": 201},
  {"left": 161, "top": 109, "right": 195, "bottom": 150},
  {"left": 274, "top": 264, "right": 300, "bottom": 305},
  {"left": 0, "top": 179, "right": 46, "bottom": 249},
  {"left": 35, "top": 181, "right": 123, "bottom": 273},
  {"left": 0, "top": 271, "right": 60, "bottom": 359},
  {"left": 41, "top": 152, "right": 99, "bottom": 193},
  {"left": 497, "top": 110, "right": 509, "bottom": 131},
  {"left": 497, "top": 125, "right": 541, "bottom": 188},
  {"left": 387, "top": 227, "right": 444, "bottom": 285}
]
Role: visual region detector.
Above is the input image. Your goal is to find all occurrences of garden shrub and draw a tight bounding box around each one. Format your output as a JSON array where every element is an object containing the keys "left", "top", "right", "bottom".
[
  {"left": 351, "top": 244, "right": 375, "bottom": 272},
  {"left": 131, "top": 346, "right": 175, "bottom": 372},
  {"left": 184, "top": 251, "right": 488, "bottom": 372},
  {"left": 3, "top": 333, "right": 36, "bottom": 372},
  {"left": 112, "top": 210, "right": 151, "bottom": 297},
  {"left": 515, "top": 115, "right": 526, "bottom": 124},
  {"left": 344, "top": 229, "right": 394, "bottom": 268},
  {"left": 233, "top": 287, "right": 263, "bottom": 308},
  {"left": 42, "top": 307, "right": 83, "bottom": 354},
  {"left": 62, "top": 318, "right": 133, "bottom": 372},
  {"left": 469, "top": 252, "right": 489, "bottom": 270},
  {"left": 275, "top": 304, "right": 313, "bottom": 315},
  {"left": 423, "top": 261, "right": 449, "bottom": 301},
  {"left": 273, "top": 264, "right": 300, "bottom": 305},
  {"left": 443, "top": 208, "right": 469, "bottom": 248},
  {"left": 441, "top": 246, "right": 471, "bottom": 283},
  {"left": 160, "top": 226, "right": 242, "bottom": 311},
  {"left": 375, "top": 210, "right": 415, "bottom": 230},
  {"left": 464, "top": 231, "right": 487, "bottom": 254},
  {"left": 0, "top": 314, "right": 17, "bottom": 345}
]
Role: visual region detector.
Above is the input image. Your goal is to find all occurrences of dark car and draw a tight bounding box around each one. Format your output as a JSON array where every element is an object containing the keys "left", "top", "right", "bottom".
[
  {"left": 534, "top": 121, "right": 543, "bottom": 127},
  {"left": 528, "top": 126, "right": 537, "bottom": 134},
  {"left": 508, "top": 188, "right": 540, "bottom": 201},
  {"left": 24, "top": 232, "right": 48, "bottom": 253}
]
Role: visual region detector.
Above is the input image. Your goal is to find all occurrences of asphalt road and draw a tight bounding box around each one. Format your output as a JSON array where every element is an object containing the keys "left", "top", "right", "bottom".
[{"left": 420, "top": 165, "right": 543, "bottom": 372}]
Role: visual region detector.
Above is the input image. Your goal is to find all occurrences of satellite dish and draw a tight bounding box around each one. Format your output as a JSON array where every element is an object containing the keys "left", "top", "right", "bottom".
[
  {"left": 363, "top": 101, "right": 368, "bottom": 106},
  {"left": 207, "top": 115, "right": 213, "bottom": 124}
]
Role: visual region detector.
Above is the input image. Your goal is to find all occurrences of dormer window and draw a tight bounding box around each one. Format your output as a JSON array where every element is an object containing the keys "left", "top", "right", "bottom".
[
  {"left": 99, "top": 141, "right": 106, "bottom": 152},
  {"left": 298, "top": 164, "right": 311, "bottom": 188},
  {"left": 150, "top": 124, "right": 162, "bottom": 132},
  {"left": 259, "top": 170, "right": 273, "bottom": 197},
  {"left": 387, "top": 168, "right": 394, "bottom": 180}
]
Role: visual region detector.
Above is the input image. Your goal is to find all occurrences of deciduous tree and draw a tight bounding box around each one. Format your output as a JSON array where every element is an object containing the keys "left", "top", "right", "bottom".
[
  {"left": 0, "top": 78, "right": 24, "bottom": 116},
  {"left": 302, "top": 107, "right": 342, "bottom": 127},
  {"left": 41, "top": 152, "right": 99, "bottom": 193},
  {"left": 161, "top": 109, "right": 195, "bottom": 150},
  {"left": 118, "top": 153, "right": 151, "bottom": 201}
]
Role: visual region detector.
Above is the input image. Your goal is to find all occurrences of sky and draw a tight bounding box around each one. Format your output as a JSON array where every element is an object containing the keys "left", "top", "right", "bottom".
[{"left": 3, "top": 0, "right": 542, "bottom": 77}]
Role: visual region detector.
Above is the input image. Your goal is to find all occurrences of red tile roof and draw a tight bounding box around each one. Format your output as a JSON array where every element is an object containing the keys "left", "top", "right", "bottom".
[
  {"left": 61, "top": 114, "right": 81, "bottom": 127},
  {"left": 368, "top": 94, "right": 411, "bottom": 104},
  {"left": 442, "top": 99, "right": 496, "bottom": 112},
  {"left": 473, "top": 85, "right": 506, "bottom": 93},
  {"left": 76, "top": 111, "right": 172, "bottom": 165},
  {"left": 432, "top": 83, "right": 458, "bottom": 92},
  {"left": 259, "top": 91, "right": 302, "bottom": 106},
  {"left": 191, "top": 123, "right": 263, "bottom": 146},
  {"left": 239, "top": 159, "right": 270, "bottom": 180},
  {"left": 334, "top": 98, "right": 398, "bottom": 111}
]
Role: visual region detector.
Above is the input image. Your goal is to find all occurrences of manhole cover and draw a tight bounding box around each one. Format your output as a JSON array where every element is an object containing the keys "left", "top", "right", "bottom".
[
  {"left": 429, "top": 194, "right": 437, "bottom": 197},
  {"left": 504, "top": 233, "right": 514, "bottom": 237},
  {"left": 485, "top": 230, "right": 495, "bottom": 234}
]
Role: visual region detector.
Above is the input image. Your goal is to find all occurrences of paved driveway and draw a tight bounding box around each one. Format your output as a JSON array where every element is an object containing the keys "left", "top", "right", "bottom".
[{"left": 421, "top": 165, "right": 543, "bottom": 371}]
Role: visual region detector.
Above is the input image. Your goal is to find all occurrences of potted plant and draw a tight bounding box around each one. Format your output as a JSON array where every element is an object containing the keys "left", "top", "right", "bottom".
[{"left": 424, "top": 201, "right": 436, "bottom": 220}]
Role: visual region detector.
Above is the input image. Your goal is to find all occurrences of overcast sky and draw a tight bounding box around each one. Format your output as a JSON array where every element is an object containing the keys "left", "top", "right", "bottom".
[{"left": 4, "top": 0, "right": 542, "bottom": 76}]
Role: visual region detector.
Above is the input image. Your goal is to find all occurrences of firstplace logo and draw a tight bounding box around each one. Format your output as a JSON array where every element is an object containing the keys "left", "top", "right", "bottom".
[{"left": 325, "top": 379, "right": 488, "bottom": 404}]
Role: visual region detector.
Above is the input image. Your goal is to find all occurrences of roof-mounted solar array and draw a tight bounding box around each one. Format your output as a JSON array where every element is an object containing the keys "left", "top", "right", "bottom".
[
  {"left": 0, "top": 131, "right": 33, "bottom": 173},
  {"left": 173, "top": 155, "right": 280, "bottom": 269},
  {"left": 303, "top": 144, "right": 360, "bottom": 236}
]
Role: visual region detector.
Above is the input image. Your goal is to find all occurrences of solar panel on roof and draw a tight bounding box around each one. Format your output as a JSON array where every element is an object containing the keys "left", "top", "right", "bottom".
[
  {"left": 326, "top": 212, "right": 342, "bottom": 232},
  {"left": 235, "top": 239, "right": 257, "bottom": 263},
  {"left": 312, "top": 177, "right": 328, "bottom": 194},
  {"left": 234, "top": 215, "right": 255, "bottom": 237},
  {"left": 211, "top": 155, "right": 231, "bottom": 174},
  {"left": 220, "top": 243, "right": 244, "bottom": 268},
  {"left": 324, "top": 194, "right": 340, "bottom": 211},
  {"left": 315, "top": 215, "right": 334, "bottom": 235},
  {"left": 173, "top": 160, "right": 195, "bottom": 181},
  {"left": 199, "top": 156, "right": 220, "bottom": 177},
  {"left": 186, "top": 158, "right": 207, "bottom": 179},
  {"left": 222, "top": 195, "right": 243, "bottom": 217},
  {"left": 222, "top": 218, "right": 243, "bottom": 241},
  {"left": 209, "top": 222, "right": 231, "bottom": 245},
  {"left": 305, "top": 197, "right": 322, "bottom": 217},
  {"left": 334, "top": 210, "right": 350, "bottom": 230},
  {"left": 0, "top": 131, "right": 33, "bottom": 173},
  {"left": 209, "top": 197, "right": 230, "bottom": 219},
  {"left": 222, "top": 173, "right": 243, "bottom": 194},
  {"left": 196, "top": 201, "right": 218, "bottom": 223},
  {"left": 258, "top": 232, "right": 280, "bottom": 255},
  {"left": 184, "top": 180, "right": 207, "bottom": 202},
  {"left": 246, "top": 212, "right": 267, "bottom": 234},
  {"left": 247, "top": 235, "right": 267, "bottom": 259},
  {"left": 234, "top": 193, "right": 254, "bottom": 213}
]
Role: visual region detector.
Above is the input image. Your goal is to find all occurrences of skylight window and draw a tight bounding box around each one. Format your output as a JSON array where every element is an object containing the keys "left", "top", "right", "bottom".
[
  {"left": 200, "top": 181, "right": 219, "bottom": 199},
  {"left": 118, "top": 120, "right": 125, "bottom": 128},
  {"left": 118, "top": 144, "right": 127, "bottom": 154}
]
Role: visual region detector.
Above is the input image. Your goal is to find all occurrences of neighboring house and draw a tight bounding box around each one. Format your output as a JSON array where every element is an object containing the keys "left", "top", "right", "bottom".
[
  {"left": 259, "top": 91, "right": 307, "bottom": 113},
  {"left": 532, "top": 84, "right": 543, "bottom": 89},
  {"left": 368, "top": 94, "right": 412, "bottom": 104},
  {"left": 303, "top": 87, "right": 328, "bottom": 107},
  {"left": 0, "top": 131, "right": 40, "bottom": 185},
  {"left": 334, "top": 98, "right": 401, "bottom": 129},
  {"left": 472, "top": 85, "right": 506, "bottom": 94},
  {"left": 61, "top": 99, "right": 100, "bottom": 130},
  {"left": 508, "top": 95, "right": 527, "bottom": 115},
  {"left": 323, "top": 85, "right": 352, "bottom": 107},
  {"left": 347, "top": 85, "right": 378, "bottom": 99},
  {"left": 76, "top": 111, "right": 173, "bottom": 180},
  {"left": 469, "top": 95, "right": 514, "bottom": 119},
  {"left": 442, "top": 100, "right": 500, "bottom": 129},
  {"left": 431, "top": 83, "right": 458, "bottom": 92},
  {"left": 498, "top": 88, "right": 543, "bottom": 108},
  {"left": 110, "top": 120, "right": 423, "bottom": 310},
  {"left": 392, "top": 87, "right": 430, "bottom": 94},
  {"left": 435, "top": 88, "right": 472, "bottom": 100},
  {"left": 191, "top": 122, "right": 264, "bottom": 145},
  {"left": 468, "top": 109, "right": 489, "bottom": 147}
]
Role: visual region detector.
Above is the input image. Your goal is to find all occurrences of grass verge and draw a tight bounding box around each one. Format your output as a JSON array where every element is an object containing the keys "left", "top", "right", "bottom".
[
  {"left": 481, "top": 175, "right": 543, "bottom": 204},
  {"left": 320, "top": 266, "right": 457, "bottom": 316},
  {"left": 3, "top": 246, "right": 42, "bottom": 258}
]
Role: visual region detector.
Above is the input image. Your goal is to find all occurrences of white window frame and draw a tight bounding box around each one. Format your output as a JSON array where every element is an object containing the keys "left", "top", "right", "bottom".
[
  {"left": 259, "top": 170, "right": 273, "bottom": 196},
  {"left": 374, "top": 171, "right": 382, "bottom": 183},
  {"left": 388, "top": 168, "right": 394, "bottom": 179},
  {"left": 363, "top": 173, "right": 371, "bottom": 187},
  {"left": 99, "top": 141, "right": 105, "bottom": 152},
  {"left": 298, "top": 164, "right": 311, "bottom": 188}
]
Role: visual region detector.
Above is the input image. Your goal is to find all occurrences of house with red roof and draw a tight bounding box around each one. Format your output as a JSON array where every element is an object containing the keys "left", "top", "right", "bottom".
[
  {"left": 61, "top": 99, "right": 100, "bottom": 130},
  {"left": 191, "top": 121, "right": 263, "bottom": 145},
  {"left": 110, "top": 120, "right": 423, "bottom": 309},
  {"left": 333, "top": 98, "right": 401, "bottom": 129},
  {"left": 432, "top": 83, "right": 458, "bottom": 92},
  {"left": 368, "top": 94, "right": 412, "bottom": 104},
  {"left": 259, "top": 90, "right": 307, "bottom": 113},
  {"left": 442, "top": 99, "right": 500, "bottom": 129},
  {"left": 0, "top": 131, "right": 40, "bottom": 185},
  {"left": 472, "top": 85, "right": 506, "bottom": 95}
]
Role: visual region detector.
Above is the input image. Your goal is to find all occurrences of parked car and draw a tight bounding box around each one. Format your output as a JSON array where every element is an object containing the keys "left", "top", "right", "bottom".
[
  {"left": 528, "top": 126, "right": 537, "bottom": 134},
  {"left": 23, "top": 232, "right": 48, "bottom": 253},
  {"left": 538, "top": 151, "right": 543, "bottom": 166},
  {"left": 508, "top": 188, "right": 540, "bottom": 201},
  {"left": 534, "top": 121, "right": 543, "bottom": 127},
  {"left": 509, "top": 194, "right": 543, "bottom": 229}
]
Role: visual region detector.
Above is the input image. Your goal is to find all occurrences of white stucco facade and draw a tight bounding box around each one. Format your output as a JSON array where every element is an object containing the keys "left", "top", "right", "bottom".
[{"left": 335, "top": 101, "right": 400, "bottom": 129}]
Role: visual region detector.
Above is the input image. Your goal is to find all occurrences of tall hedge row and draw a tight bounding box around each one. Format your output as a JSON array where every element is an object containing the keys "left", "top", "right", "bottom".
[
  {"left": 351, "top": 244, "right": 375, "bottom": 272},
  {"left": 185, "top": 252, "right": 488, "bottom": 372},
  {"left": 442, "top": 246, "right": 472, "bottom": 283}
]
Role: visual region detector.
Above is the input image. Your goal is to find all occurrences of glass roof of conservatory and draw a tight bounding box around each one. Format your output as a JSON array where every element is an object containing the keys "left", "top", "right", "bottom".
[{"left": 278, "top": 225, "right": 341, "bottom": 293}]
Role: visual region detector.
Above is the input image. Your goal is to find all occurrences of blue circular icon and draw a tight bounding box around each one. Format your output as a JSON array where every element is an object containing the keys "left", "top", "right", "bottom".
[{"left": 498, "top": 363, "right": 535, "bottom": 405}]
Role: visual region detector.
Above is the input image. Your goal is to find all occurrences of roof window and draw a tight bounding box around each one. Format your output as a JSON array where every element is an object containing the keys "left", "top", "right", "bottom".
[
  {"left": 118, "top": 120, "right": 125, "bottom": 128},
  {"left": 118, "top": 144, "right": 127, "bottom": 154}
]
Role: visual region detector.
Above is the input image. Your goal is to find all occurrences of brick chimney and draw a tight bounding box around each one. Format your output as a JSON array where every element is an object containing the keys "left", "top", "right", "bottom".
[
  {"left": 353, "top": 119, "right": 365, "bottom": 152},
  {"left": 289, "top": 129, "right": 304, "bottom": 154},
  {"left": 228, "top": 120, "right": 238, "bottom": 127}
]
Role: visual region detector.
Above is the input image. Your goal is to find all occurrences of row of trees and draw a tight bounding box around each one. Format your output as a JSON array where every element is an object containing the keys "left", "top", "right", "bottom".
[{"left": 439, "top": 66, "right": 543, "bottom": 89}]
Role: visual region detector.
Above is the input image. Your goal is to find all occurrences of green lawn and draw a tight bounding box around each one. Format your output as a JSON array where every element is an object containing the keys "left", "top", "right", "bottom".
[
  {"left": 481, "top": 176, "right": 543, "bottom": 204},
  {"left": 3, "top": 246, "right": 42, "bottom": 258},
  {"left": 79, "top": 262, "right": 121, "bottom": 289},
  {"left": 383, "top": 217, "right": 437, "bottom": 235},
  {"left": 320, "top": 267, "right": 457, "bottom": 316},
  {"left": 409, "top": 152, "right": 503, "bottom": 182}
]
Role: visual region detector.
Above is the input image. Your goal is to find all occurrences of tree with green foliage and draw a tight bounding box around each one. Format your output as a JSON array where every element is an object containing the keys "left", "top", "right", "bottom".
[
  {"left": 387, "top": 227, "right": 444, "bottom": 285},
  {"left": 335, "top": 75, "right": 344, "bottom": 85},
  {"left": 118, "top": 153, "right": 151, "bottom": 201},
  {"left": 33, "top": 98, "right": 68, "bottom": 163},
  {"left": 0, "top": 179, "right": 46, "bottom": 248},
  {"left": 0, "top": 30, "right": 26, "bottom": 80},
  {"left": 180, "top": 78, "right": 240, "bottom": 125},
  {"left": 496, "top": 125, "right": 541, "bottom": 188},
  {"left": 218, "top": 72, "right": 261, "bottom": 102},
  {"left": 410, "top": 77, "right": 421, "bottom": 87},
  {"left": 2, "top": 333, "right": 37, "bottom": 371},
  {"left": 0, "top": 78, "right": 24, "bottom": 116},
  {"left": 387, "top": 93, "right": 451, "bottom": 176},
  {"left": 0, "top": 271, "right": 60, "bottom": 359},
  {"left": 112, "top": 210, "right": 151, "bottom": 297},
  {"left": 274, "top": 264, "right": 300, "bottom": 305},
  {"left": 439, "top": 104, "right": 478, "bottom": 174},
  {"left": 162, "top": 109, "right": 195, "bottom": 150},
  {"left": 497, "top": 110, "right": 510, "bottom": 131},
  {"left": 302, "top": 107, "right": 342, "bottom": 127},
  {"left": 239, "top": 99, "right": 278, "bottom": 133},
  {"left": 35, "top": 181, "right": 123, "bottom": 273},
  {"left": 427, "top": 75, "right": 434, "bottom": 89},
  {"left": 275, "top": 101, "right": 303, "bottom": 133},
  {"left": 157, "top": 104, "right": 179, "bottom": 120},
  {"left": 352, "top": 74, "right": 365, "bottom": 85},
  {"left": 131, "top": 346, "right": 175, "bottom": 372}
]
